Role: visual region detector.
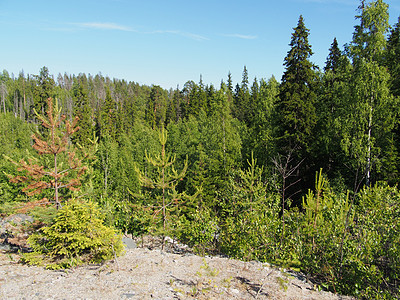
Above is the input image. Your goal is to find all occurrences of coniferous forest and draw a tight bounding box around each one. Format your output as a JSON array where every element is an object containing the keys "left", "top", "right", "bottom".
[{"left": 1, "top": 1, "right": 400, "bottom": 298}]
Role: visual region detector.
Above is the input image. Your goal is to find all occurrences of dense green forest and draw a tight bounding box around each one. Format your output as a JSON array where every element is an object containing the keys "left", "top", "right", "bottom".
[{"left": 1, "top": 0, "right": 400, "bottom": 298}]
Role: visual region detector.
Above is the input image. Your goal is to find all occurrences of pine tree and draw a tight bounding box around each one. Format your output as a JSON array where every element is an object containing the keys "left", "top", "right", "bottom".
[
  {"left": 7, "top": 98, "right": 93, "bottom": 209},
  {"left": 135, "top": 126, "right": 189, "bottom": 248}
]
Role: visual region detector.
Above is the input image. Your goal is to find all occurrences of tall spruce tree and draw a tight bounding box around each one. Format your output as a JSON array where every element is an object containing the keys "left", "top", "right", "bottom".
[
  {"left": 325, "top": 37, "right": 342, "bottom": 72},
  {"left": 99, "top": 87, "right": 117, "bottom": 138},
  {"left": 146, "top": 85, "right": 167, "bottom": 129},
  {"left": 233, "top": 66, "right": 251, "bottom": 124},
  {"left": 315, "top": 39, "right": 352, "bottom": 181},
  {"left": 33, "top": 67, "right": 55, "bottom": 116},
  {"left": 277, "top": 15, "right": 317, "bottom": 154},
  {"left": 72, "top": 75, "right": 93, "bottom": 146}
]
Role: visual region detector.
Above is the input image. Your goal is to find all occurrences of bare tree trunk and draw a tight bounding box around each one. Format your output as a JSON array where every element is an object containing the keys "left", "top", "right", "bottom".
[
  {"left": 366, "top": 104, "right": 373, "bottom": 187},
  {"left": 272, "top": 148, "right": 303, "bottom": 248},
  {"left": 54, "top": 152, "right": 61, "bottom": 209},
  {"left": 1, "top": 82, "right": 7, "bottom": 113}
]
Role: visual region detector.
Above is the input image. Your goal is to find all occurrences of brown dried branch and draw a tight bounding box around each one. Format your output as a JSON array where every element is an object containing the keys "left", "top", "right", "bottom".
[{"left": 7, "top": 97, "right": 90, "bottom": 209}]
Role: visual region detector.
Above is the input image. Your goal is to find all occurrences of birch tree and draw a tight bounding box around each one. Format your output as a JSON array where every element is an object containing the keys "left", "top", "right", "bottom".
[{"left": 342, "top": 0, "right": 396, "bottom": 187}]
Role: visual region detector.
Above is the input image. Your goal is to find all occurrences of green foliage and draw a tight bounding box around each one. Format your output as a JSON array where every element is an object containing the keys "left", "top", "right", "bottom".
[
  {"left": 33, "top": 66, "right": 55, "bottom": 117},
  {"left": 178, "top": 206, "right": 219, "bottom": 255},
  {"left": 22, "top": 198, "right": 124, "bottom": 269},
  {"left": 1, "top": 5, "right": 400, "bottom": 296},
  {"left": 340, "top": 0, "right": 397, "bottom": 188},
  {"left": 277, "top": 15, "right": 317, "bottom": 153},
  {"left": 71, "top": 75, "right": 93, "bottom": 147},
  {"left": 219, "top": 154, "right": 282, "bottom": 261},
  {"left": 0, "top": 201, "right": 19, "bottom": 216},
  {"left": 134, "top": 126, "right": 194, "bottom": 245},
  {"left": 299, "top": 172, "right": 400, "bottom": 298},
  {"left": 386, "top": 16, "right": 400, "bottom": 97},
  {"left": 28, "top": 205, "right": 57, "bottom": 225},
  {"left": 349, "top": 0, "right": 390, "bottom": 64},
  {"left": 0, "top": 113, "right": 33, "bottom": 204},
  {"left": 349, "top": 183, "right": 400, "bottom": 298},
  {"left": 300, "top": 170, "right": 353, "bottom": 292}
]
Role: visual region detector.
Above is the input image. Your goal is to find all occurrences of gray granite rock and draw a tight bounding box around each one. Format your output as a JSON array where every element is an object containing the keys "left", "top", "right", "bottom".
[{"left": 122, "top": 237, "right": 137, "bottom": 249}]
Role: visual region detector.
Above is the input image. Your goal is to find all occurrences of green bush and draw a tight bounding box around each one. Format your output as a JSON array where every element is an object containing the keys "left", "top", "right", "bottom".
[
  {"left": 300, "top": 173, "right": 400, "bottom": 299},
  {"left": 178, "top": 207, "right": 219, "bottom": 255},
  {"left": 21, "top": 198, "right": 124, "bottom": 269}
]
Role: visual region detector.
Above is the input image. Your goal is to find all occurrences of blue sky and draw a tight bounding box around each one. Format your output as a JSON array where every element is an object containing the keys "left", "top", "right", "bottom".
[{"left": 1, "top": 0, "right": 399, "bottom": 89}]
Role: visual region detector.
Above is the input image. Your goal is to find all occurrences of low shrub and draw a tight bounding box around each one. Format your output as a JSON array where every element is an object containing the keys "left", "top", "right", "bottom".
[{"left": 21, "top": 198, "right": 124, "bottom": 269}]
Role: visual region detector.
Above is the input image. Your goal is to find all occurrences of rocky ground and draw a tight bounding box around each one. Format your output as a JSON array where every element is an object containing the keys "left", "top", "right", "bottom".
[
  {"left": 0, "top": 244, "right": 354, "bottom": 299},
  {"left": 0, "top": 215, "right": 354, "bottom": 299}
]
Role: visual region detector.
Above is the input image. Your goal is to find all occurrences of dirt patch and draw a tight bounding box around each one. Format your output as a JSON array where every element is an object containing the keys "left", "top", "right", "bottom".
[{"left": 0, "top": 246, "right": 353, "bottom": 299}]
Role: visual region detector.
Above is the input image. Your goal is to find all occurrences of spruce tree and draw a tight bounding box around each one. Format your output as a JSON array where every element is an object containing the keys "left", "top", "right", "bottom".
[
  {"left": 386, "top": 16, "right": 400, "bottom": 98},
  {"left": 315, "top": 40, "right": 351, "bottom": 182},
  {"left": 233, "top": 66, "right": 251, "bottom": 124},
  {"left": 146, "top": 85, "right": 167, "bottom": 129},
  {"left": 99, "top": 87, "right": 117, "bottom": 138},
  {"left": 325, "top": 37, "right": 342, "bottom": 72},
  {"left": 33, "top": 67, "right": 55, "bottom": 116},
  {"left": 277, "top": 15, "right": 317, "bottom": 154},
  {"left": 72, "top": 76, "right": 93, "bottom": 146}
]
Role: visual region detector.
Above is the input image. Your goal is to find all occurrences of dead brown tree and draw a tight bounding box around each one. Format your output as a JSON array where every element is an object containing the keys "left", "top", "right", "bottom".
[{"left": 7, "top": 97, "right": 93, "bottom": 210}]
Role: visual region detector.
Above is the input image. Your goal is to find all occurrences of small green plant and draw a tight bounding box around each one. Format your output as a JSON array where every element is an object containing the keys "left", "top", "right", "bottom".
[
  {"left": 222, "top": 276, "right": 233, "bottom": 288},
  {"left": 199, "top": 258, "right": 220, "bottom": 277},
  {"left": 190, "top": 259, "right": 221, "bottom": 296},
  {"left": 276, "top": 276, "right": 289, "bottom": 292},
  {"left": 21, "top": 198, "right": 124, "bottom": 269}
]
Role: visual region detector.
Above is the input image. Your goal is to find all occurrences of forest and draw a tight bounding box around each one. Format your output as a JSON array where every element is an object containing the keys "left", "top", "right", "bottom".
[{"left": 0, "top": 0, "right": 399, "bottom": 298}]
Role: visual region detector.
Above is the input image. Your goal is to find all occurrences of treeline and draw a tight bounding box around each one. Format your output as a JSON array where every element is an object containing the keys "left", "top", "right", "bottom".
[{"left": 1, "top": 1, "right": 400, "bottom": 298}]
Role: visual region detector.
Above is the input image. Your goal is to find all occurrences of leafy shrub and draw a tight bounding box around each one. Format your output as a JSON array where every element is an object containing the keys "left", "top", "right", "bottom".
[
  {"left": 300, "top": 173, "right": 400, "bottom": 299},
  {"left": 345, "top": 183, "right": 400, "bottom": 299},
  {"left": 178, "top": 207, "right": 219, "bottom": 255},
  {"left": 217, "top": 155, "right": 285, "bottom": 262},
  {"left": 21, "top": 198, "right": 124, "bottom": 269}
]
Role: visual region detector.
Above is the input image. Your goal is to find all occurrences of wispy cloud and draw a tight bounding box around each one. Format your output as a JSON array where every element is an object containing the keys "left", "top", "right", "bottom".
[
  {"left": 76, "top": 22, "right": 134, "bottom": 31},
  {"left": 70, "top": 21, "right": 210, "bottom": 41},
  {"left": 223, "top": 33, "right": 257, "bottom": 40},
  {"left": 73, "top": 22, "right": 207, "bottom": 41},
  {"left": 151, "top": 30, "right": 208, "bottom": 41}
]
